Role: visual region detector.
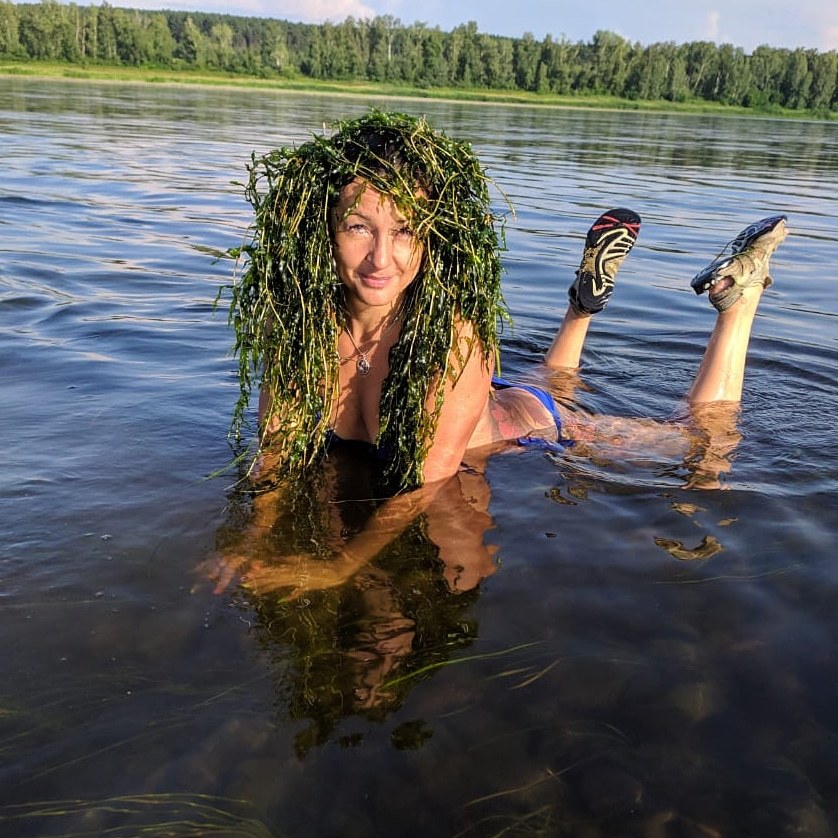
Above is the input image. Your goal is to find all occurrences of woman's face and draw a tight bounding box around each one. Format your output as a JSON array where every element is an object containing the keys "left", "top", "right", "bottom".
[{"left": 332, "top": 180, "right": 423, "bottom": 314}]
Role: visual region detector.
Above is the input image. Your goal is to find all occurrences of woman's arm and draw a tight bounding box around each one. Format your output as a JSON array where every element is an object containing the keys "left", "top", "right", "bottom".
[
  {"left": 420, "top": 319, "right": 494, "bottom": 483},
  {"left": 233, "top": 465, "right": 496, "bottom": 598},
  {"left": 239, "top": 480, "right": 441, "bottom": 596},
  {"left": 211, "top": 321, "right": 496, "bottom": 597}
]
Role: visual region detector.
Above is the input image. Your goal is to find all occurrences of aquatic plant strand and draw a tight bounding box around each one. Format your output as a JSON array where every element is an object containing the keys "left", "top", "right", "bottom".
[{"left": 227, "top": 110, "right": 507, "bottom": 489}]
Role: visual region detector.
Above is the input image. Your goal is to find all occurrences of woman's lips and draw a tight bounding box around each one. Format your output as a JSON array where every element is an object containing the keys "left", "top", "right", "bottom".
[{"left": 359, "top": 273, "right": 392, "bottom": 288}]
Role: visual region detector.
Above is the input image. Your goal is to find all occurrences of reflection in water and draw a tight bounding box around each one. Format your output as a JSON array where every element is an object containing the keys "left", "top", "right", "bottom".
[
  {"left": 217, "top": 446, "right": 485, "bottom": 756},
  {"left": 654, "top": 534, "right": 723, "bottom": 561},
  {"left": 217, "top": 395, "right": 750, "bottom": 759},
  {"left": 244, "top": 551, "right": 479, "bottom": 757},
  {"left": 4, "top": 81, "right": 838, "bottom": 835}
]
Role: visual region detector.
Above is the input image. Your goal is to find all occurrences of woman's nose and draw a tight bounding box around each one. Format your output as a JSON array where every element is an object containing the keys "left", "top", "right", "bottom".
[{"left": 369, "top": 233, "right": 393, "bottom": 267}]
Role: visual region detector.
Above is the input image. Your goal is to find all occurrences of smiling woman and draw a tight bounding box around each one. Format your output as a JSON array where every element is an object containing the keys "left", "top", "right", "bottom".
[
  {"left": 227, "top": 107, "right": 789, "bottom": 495},
  {"left": 218, "top": 107, "right": 788, "bottom": 599},
  {"left": 228, "top": 109, "right": 507, "bottom": 491}
]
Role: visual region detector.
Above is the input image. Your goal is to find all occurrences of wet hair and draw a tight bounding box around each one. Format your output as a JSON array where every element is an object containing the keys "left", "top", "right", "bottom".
[{"left": 227, "top": 110, "right": 507, "bottom": 490}]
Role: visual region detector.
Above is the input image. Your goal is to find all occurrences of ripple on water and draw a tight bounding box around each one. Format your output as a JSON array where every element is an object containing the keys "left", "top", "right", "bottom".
[{"left": 2, "top": 82, "right": 838, "bottom": 836}]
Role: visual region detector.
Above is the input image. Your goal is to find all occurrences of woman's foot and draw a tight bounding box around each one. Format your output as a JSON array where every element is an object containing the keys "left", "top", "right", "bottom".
[
  {"left": 568, "top": 208, "right": 642, "bottom": 314},
  {"left": 691, "top": 215, "right": 788, "bottom": 312}
]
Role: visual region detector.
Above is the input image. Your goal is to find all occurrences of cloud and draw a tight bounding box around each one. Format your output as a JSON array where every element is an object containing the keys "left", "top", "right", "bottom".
[
  {"left": 705, "top": 10, "right": 721, "bottom": 41},
  {"left": 261, "top": 0, "right": 377, "bottom": 23},
  {"left": 822, "top": 27, "right": 838, "bottom": 51},
  {"left": 117, "top": 0, "right": 379, "bottom": 22}
]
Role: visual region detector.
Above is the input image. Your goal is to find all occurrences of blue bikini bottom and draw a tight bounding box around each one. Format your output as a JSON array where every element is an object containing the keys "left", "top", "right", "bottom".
[{"left": 491, "top": 376, "right": 573, "bottom": 451}]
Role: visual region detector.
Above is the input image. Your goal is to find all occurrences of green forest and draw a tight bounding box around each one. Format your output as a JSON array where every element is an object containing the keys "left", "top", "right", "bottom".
[{"left": 2, "top": 0, "right": 837, "bottom": 116}]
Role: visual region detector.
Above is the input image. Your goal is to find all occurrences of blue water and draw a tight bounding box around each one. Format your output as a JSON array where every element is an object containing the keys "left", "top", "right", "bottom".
[{"left": 2, "top": 79, "right": 838, "bottom": 836}]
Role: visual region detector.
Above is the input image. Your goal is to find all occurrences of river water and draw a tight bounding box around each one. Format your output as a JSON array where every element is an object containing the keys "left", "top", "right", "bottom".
[{"left": 2, "top": 79, "right": 837, "bottom": 836}]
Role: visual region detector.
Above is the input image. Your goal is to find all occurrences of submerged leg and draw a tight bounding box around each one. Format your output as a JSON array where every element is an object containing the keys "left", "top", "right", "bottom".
[
  {"left": 688, "top": 215, "right": 788, "bottom": 404},
  {"left": 545, "top": 208, "right": 641, "bottom": 369}
]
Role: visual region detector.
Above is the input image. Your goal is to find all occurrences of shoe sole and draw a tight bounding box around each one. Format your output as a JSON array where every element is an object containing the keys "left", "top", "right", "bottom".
[
  {"left": 729, "top": 214, "right": 788, "bottom": 254},
  {"left": 570, "top": 208, "right": 641, "bottom": 313}
]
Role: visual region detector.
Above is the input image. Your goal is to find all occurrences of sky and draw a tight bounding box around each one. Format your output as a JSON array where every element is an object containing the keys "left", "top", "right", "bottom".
[{"left": 76, "top": 0, "right": 838, "bottom": 53}]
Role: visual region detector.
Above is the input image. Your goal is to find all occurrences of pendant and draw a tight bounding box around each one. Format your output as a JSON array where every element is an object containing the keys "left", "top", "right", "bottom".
[{"left": 357, "top": 356, "right": 371, "bottom": 376}]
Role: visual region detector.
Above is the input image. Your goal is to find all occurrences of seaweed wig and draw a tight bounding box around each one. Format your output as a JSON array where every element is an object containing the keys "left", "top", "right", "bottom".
[{"left": 227, "top": 110, "right": 507, "bottom": 490}]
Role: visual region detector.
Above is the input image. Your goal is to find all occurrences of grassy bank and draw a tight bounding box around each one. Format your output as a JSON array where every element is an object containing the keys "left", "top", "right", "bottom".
[{"left": 1, "top": 60, "right": 829, "bottom": 120}]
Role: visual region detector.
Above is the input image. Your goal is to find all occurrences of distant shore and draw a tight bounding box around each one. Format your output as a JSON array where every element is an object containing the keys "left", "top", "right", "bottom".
[{"left": 1, "top": 61, "right": 824, "bottom": 120}]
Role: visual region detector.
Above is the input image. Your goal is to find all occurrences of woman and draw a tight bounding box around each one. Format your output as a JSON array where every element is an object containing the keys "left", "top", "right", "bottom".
[
  {"left": 230, "top": 109, "right": 507, "bottom": 492},
  {"left": 219, "top": 110, "right": 787, "bottom": 596}
]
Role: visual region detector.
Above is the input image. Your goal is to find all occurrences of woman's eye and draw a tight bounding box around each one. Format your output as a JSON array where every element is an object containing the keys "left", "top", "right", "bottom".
[
  {"left": 394, "top": 227, "right": 414, "bottom": 239},
  {"left": 343, "top": 223, "right": 370, "bottom": 236}
]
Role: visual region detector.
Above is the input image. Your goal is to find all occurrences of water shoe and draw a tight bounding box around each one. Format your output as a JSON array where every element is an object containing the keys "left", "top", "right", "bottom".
[
  {"left": 569, "top": 208, "right": 642, "bottom": 315},
  {"left": 690, "top": 215, "right": 788, "bottom": 312}
]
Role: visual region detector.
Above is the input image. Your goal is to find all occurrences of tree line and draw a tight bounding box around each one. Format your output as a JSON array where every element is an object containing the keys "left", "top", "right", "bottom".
[{"left": 2, "top": 1, "right": 836, "bottom": 115}]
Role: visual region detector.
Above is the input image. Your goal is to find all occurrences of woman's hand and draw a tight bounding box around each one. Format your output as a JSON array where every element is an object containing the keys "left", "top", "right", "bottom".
[
  {"left": 199, "top": 546, "right": 364, "bottom": 599},
  {"left": 241, "top": 550, "right": 360, "bottom": 598},
  {"left": 197, "top": 549, "right": 250, "bottom": 595}
]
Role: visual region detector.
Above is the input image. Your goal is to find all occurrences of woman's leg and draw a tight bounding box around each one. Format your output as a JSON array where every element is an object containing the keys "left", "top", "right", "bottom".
[
  {"left": 675, "top": 216, "right": 788, "bottom": 487},
  {"left": 544, "top": 305, "right": 595, "bottom": 370},
  {"left": 541, "top": 214, "right": 788, "bottom": 486},
  {"left": 545, "top": 208, "right": 641, "bottom": 369},
  {"left": 687, "top": 285, "right": 763, "bottom": 403},
  {"left": 687, "top": 215, "right": 788, "bottom": 404}
]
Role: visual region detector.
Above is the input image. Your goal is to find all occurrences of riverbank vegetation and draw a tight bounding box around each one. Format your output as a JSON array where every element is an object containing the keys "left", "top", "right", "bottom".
[{"left": 1, "top": 2, "right": 835, "bottom": 118}]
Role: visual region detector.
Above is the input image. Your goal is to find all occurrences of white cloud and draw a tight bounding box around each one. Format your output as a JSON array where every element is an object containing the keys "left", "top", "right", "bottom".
[
  {"left": 821, "top": 26, "right": 838, "bottom": 51},
  {"left": 117, "top": 0, "right": 208, "bottom": 7},
  {"left": 110, "top": 0, "right": 379, "bottom": 22},
  {"left": 703, "top": 10, "right": 721, "bottom": 42},
  {"left": 263, "top": 0, "right": 377, "bottom": 23}
]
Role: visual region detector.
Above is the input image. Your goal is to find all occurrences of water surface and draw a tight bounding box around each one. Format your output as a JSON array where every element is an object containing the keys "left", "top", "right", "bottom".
[{"left": 1, "top": 80, "right": 837, "bottom": 836}]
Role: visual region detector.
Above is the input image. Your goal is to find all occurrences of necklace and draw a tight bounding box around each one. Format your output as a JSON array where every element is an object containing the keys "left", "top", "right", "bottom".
[
  {"left": 343, "top": 327, "right": 373, "bottom": 376},
  {"left": 341, "top": 308, "right": 403, "bottom": 376}
]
